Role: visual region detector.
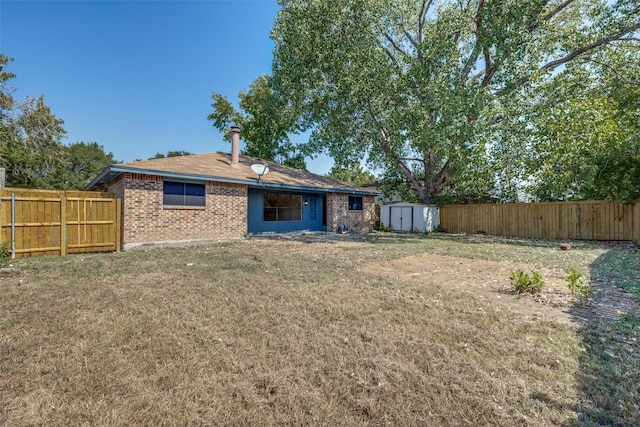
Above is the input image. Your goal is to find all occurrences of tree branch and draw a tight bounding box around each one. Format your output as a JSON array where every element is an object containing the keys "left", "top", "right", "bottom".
[
  {"left": 481, "top": 47, "right": 495, "bottom": 87},
  {"left": 435, "top": 158, "right": 451, "bottom": 182},
  {"left": 461, "top": 0, "right": 485, "bottom": 81},
  {"left": 366, "top": 101, "right": 424, "bottom": 193},
  {"left": 383, "top": 32, "right": 411, "bottom": 59},
  {"left": 417, "top": 0, "right": 435, "bottom": 45},
  {"left": 402, "top": 29, "right": 422, "bottom": 62},
  {"left": 403, "top": 29, "right": 420, "bottom": 51},
  {"left": 494, "top": 22, "right": 640, "bottom": 97},
  {"left": 581, "top": 57, "right": 640, "bottom": 86},
  {"left": 542, "top": 0, "right": 576, "bottom": 23},
  {"left": 378, "top": 41, "right": 428, "bottom": 101},
  {"left": 613, "top": 37, "right": 640, "bottom": 43},
  {"left": 399, "top": 157, "right": 427, "bottom": 165}
]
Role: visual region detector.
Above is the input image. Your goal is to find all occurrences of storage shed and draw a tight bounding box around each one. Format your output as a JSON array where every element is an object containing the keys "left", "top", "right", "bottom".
[{"left": 380, "top": 203, "right": 440, "bottom": 233}]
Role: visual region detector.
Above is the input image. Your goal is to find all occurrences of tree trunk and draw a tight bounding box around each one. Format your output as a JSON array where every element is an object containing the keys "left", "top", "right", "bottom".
[{"left": 419, "top": 178, "right": 438, "bottom": 205}]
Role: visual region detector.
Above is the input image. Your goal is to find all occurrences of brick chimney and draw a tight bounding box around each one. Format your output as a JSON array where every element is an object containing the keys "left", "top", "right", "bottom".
[{"left": 230, "top": 125, "right": 240, "bottom": 169}]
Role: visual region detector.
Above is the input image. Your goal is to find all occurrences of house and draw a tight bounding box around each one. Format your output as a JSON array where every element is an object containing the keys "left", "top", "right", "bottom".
[{"left": 86, "top": 130, "right": 376, "bottom": 248}]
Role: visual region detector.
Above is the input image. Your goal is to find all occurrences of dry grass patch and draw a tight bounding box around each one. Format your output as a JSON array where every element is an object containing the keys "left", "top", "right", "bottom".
[{"left": 0, "top": 235, "right": 637, "bottom": 425}]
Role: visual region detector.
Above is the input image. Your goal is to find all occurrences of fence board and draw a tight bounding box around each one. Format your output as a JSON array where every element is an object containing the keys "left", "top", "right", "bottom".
[
  {"left": 0, "top": 188, "right": 121, "bottom": 258},
  {"left": 633, "top": 203, "right": 640, "bottom": 242},
  {"left": 440, "top": 200, "right": 640, "bottom": 241}
]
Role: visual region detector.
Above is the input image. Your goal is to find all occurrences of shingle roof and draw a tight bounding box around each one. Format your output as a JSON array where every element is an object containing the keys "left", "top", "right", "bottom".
[{"left": 87, "top": 152, "right": 377, "bottom": 195}]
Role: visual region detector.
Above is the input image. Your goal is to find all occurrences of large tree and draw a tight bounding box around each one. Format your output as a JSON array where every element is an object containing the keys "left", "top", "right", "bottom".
[
  {"left": 1, "top": 56, "right": 119, "bottom": 190},
  {"left": 0, "top": 55, "right": 67, "bottom": 189},
  {"left": 62, "top": 142, "right": 118, "bottom": 190},
  {"left": 513, "top": 44, "right": 640, "bottom": 202},
  {"left": 268, "top": 0, "right": 639, "bottom": 203},
  {"left": 327, "top": 163, "right": 376, "bottom": 186},
  {"left": 208, "top": 75, "right": 306, "bottom": 170}
]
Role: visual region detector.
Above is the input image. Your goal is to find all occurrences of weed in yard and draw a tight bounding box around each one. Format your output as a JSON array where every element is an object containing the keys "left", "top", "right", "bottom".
[
  {"left": 510, "top": 270, "right": 545, "bottom": 294},
  {"left": 373, "top": 223, "right": 393, "bottom": 232},
  {"left": 566, "top": 269, "right": 597, "bottom": 305},
  {"left": 0, "top": 240, "right": 11, "bottom": 259}
]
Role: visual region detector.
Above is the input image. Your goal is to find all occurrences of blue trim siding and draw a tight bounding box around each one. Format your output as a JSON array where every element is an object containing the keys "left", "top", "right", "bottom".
[{"left": 248, "top": 189, "right": 325, "bottom": 233}]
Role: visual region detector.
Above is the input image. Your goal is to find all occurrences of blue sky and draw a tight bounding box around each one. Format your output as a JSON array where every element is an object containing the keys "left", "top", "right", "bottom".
[{"left": 0, "top": 0, "right": 332, "bottom": 174}]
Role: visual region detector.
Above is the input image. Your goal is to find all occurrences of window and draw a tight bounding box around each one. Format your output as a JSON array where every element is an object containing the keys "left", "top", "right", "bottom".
[
  {"left": 263, "top": 193, "right": 302, "bottom": 222},
  {"left": 349, "top": 196, "right": 363, "bottom": 211},
  {"left": 163, "top": 181, "right": 205, "bottom": 207}
]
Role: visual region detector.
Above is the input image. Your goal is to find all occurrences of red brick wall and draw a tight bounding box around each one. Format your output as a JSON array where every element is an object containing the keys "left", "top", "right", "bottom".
[
  {"left": 106, "top": 174, "right": 247, "bottom": 246},
  {"left": 326, "top": 193, "right": 375, "bottom": 233}
]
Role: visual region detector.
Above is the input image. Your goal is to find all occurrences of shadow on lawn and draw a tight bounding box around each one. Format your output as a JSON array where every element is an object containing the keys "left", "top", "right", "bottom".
[{"left": 571, "top": 246, "right": 640, "bottom": 425}]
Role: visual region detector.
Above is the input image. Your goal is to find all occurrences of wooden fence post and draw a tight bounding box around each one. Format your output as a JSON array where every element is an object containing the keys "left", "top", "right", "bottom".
[
  {"left": 116, "top": 198, "right": 122, "bottom": 252},
  {"left": 0, "top": 168, "right": 4, "bottom": 238},
  {"left": 633, "top": 200, "right": 640, "bottom": 242},
  {"left": 60, "top": 192, "right": 67, "bottom": 256}
]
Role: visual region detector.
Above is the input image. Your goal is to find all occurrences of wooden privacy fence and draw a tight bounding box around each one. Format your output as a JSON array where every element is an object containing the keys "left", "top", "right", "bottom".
[
  {"left": 0, "top": 188, "right": 121, "bottom": 258},
  {"left": 440, "top": 200, "right": 640, "bottom": 241}
]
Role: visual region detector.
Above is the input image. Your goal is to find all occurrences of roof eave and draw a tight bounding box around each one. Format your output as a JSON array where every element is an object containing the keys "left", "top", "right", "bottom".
[
  {"left": 85, "top": 165, "right": 378, "bottom": 196},
  {"left": 249, "top": 181, "right": 378, "bottom": 195}
]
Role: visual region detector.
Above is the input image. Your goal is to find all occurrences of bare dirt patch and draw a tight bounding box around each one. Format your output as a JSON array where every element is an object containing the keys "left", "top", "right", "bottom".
[
  {"left": 0, "top": 267, "right": 27, "bottom": 288},
  {"left": 365, "top": 252, "right": 638, "bottom": 326}
]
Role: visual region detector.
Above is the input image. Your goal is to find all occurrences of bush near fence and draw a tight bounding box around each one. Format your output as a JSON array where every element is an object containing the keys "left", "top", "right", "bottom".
[
  {"left": 0, "top": 188, "right": 121, "bottom": 258},
  {"left": 440, "top": 200, "right": 640, "bottom": 242}
]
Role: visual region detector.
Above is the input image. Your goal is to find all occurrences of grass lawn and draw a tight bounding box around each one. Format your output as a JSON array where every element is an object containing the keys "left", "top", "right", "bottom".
[{"left": 1, "top": 233, "right": 638, "bottom": 425}]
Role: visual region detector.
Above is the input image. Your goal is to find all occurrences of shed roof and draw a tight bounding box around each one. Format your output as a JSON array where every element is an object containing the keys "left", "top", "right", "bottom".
[{"left": 86, "top": 151, "right": 377, "bottom": 195}]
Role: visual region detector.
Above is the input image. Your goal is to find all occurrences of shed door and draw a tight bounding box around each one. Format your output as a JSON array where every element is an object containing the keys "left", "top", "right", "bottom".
[{"left": 390, "top": 206, "right": 414, "bottom": 232}]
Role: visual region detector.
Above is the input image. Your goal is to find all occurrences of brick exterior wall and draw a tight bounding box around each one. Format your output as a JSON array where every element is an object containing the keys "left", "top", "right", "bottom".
[
  {"left": 106, "top": 174, "right": 247, "bottom": 247},
  {"left": 326, "top": 193, "right": 375, "bottom": 233}
]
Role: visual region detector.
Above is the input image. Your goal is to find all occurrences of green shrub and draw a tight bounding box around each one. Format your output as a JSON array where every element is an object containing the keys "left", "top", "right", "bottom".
[
  {"left": 566, "top": 268, "right": 595, "bottom": 303},
  {"left": 510, "top": 270, "right": 545, "bottom": 295}
]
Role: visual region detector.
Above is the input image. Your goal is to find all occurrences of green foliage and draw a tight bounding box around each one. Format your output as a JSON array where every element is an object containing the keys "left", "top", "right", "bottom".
[
  {"left": 61, "top": 142, "right": 118, "bottom": 190},
  {"left": 376, "top": 172, "right": 421, "bottom": 204},
  {"left": 0, "top": 241, "right": 11, "bottom": 259},
  {"left": 1, "top": 55, "right": 65, "bottom": 189},
  {"left": 510, "top": 270, "right": 545, "bottom": 295},
  {"left": 489, "top": 41, "right": 640, "bottom": 203},
  {"left": 208, "top": 75, "right": 306, "bottom": 169},
  {"left": 264, "top": 0, "right": 639, "bottom": 203},
  {"left": 566, "top": 269, "right": 595, "bottom": 304},
  {"left": 149, "top": 150, "right": 192, "bottom": 159},
  {"left": 0, "top": 56, "right": 118, "bottom": 190},
  {"left": 326, "top": 164, "right": 376, "bottom": 186},
  {"left": 1, "top": 99, "right": 67, "bottom": 188}
]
